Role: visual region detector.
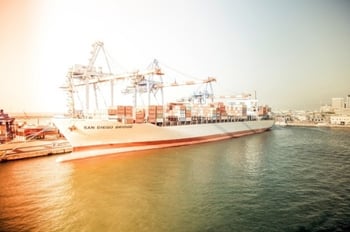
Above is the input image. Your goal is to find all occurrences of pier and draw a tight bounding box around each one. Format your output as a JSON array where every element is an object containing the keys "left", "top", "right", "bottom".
[{"left": 0, "top": 139, "right": 72, "bottom": 162}]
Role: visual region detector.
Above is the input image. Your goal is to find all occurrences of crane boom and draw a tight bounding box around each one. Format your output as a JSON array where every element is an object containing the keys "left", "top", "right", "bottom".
[
  {"left": 62, "top": 41, "right": 218, "bottom": 118},
  {"left": 153, "top": 77, "right": 216, "bottom": 89}
]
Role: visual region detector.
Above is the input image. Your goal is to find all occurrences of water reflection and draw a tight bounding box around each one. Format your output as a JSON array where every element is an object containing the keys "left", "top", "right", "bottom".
[
  {"left": 1, "top": 128, "right": 349, "bottom": 232},
  {"left": 0, "top": 157, "right": 74, "bottom": 232}
]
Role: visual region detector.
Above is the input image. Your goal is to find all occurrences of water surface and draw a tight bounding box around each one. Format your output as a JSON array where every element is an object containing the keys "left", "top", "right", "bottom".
[{"left": 1, "top": 127, "right": 349, "bottom": 231}]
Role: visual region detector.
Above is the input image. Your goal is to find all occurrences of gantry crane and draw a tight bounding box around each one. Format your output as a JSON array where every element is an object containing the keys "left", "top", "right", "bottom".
[{"left": 62, "top": 42, "right": 217, "bottom": 118}]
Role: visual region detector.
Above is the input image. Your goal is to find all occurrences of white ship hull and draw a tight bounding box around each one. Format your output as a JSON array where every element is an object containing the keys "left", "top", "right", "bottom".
[{"left": 54, "top": 118, "right": 274, "bottom": 161}]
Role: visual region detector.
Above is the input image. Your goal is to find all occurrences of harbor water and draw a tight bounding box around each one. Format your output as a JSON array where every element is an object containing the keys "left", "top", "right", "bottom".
[{"left": 0, "top": 126, "right": 349, "bottom": 232}]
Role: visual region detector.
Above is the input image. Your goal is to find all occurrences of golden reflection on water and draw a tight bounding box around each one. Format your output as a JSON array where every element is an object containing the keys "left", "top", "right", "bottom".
[
  {"left": 0, "top": 157, "right": 74, "bottom": 231},
  {"left": 65, "top": 150, "right": 189, "bottom": 231},
  {"left": 0, "top": 133, "right": 272, "bottom": 232},
  {"left": 1, "top": 129, "right": 350, "bottom": 231}
]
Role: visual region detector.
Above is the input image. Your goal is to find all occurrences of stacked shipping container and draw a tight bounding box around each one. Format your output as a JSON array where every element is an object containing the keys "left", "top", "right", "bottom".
[
  {"left": 258, "top": 105, "right": 271, "bottom": 116},
  {"left": 225, "top": 104, "right": 247, "bottom": 117},
  {"left": 148, "top": 105, "right": 164, "bottom": 123},
  {"left": 135, "top": 109, "right": 145, "bottom": 123},
  {"left": 108, "top": 105, "right": 134, "bottom": 123},
  {"left": 108, "top": 101, "right": 258, "bottom": 125}
]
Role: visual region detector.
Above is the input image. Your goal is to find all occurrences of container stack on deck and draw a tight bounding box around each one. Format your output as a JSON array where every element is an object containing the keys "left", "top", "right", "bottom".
[
  {"left": 135, "top": 109, "right": 145, "bottom": 123},
  {"left": 107, "top": 101, "right": 270, "bottom": 126},
  {"left": 107, "top": 108, "right": 117, "bottom": 116},
  {"left": 258, "top": 105, "right": 270, "bottom": 116},
  {"left": 108, "top": 105, "right": 134, "bottom": 123},
  {"left": 172, "top": 104, "right": 186, "bottom": 122},
  {"left": 148, "top": 105, "right": 164, "bottom": 123},
  {"left": 225, "top": 104, "right": 248, "bottom": 118}
]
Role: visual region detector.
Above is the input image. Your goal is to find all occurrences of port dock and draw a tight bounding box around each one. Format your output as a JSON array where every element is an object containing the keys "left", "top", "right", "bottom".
[{"left": 0, "top": 139, "right": 72, "bottom": 162}]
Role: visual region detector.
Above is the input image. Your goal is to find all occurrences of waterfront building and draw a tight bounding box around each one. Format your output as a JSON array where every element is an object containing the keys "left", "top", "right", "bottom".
[
  {"left": 293, "top": 111, "right": 308, "bottom": 121},
  {"left": 332, "top": 97, "right": 345, "bottom": 110},
  {"left": 346, "top": 95, "right": 350, "bottom": 108},
  {"left": 320, "top": 104, "right": 333, "bottom": 113},
  {"left": 330, "top": 115, "right": 350, "bottom": 125},
  {"left": 308, "top": 112, "right": 325, "bottom": 123}
]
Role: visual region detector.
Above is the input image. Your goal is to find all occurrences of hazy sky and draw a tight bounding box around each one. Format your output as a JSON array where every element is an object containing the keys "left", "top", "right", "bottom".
[{"left": 1, "top": 0, "right": 349, "bottom": 112}]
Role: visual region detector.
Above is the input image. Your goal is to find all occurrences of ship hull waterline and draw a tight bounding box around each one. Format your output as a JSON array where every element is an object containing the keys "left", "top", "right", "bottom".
[{"left": 54, "top": 119, "right": 274, "bottom": 162}]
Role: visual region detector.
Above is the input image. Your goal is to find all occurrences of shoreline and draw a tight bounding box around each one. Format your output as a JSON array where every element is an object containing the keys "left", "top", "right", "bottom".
[{"left": 275, "top": 122, "right": 350, "bottom": 128}]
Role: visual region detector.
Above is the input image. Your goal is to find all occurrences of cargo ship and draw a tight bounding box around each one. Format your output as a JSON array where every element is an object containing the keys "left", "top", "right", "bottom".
[{"left": 53, "top": 41, "right": 274, "bottom": 160}]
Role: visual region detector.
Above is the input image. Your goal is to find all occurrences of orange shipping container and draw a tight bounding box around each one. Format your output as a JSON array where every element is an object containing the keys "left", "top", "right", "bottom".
[
  {"left": 108, "top": 109, "right": 117, "bottom": 115},
  {"left": 135, "top": 119, "right": 145, "bottom": 123}
]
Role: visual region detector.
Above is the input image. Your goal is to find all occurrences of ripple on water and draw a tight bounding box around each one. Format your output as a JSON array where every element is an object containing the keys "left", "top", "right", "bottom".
[{"left": 0, "top": 127, "right": 350, "bottom": 232}]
